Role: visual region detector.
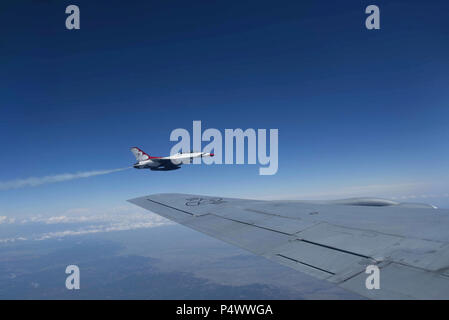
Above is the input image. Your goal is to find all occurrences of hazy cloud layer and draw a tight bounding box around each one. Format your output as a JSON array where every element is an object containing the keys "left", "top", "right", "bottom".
[{"left": 0, "top": 205, "right": 172, "bottom": 243}]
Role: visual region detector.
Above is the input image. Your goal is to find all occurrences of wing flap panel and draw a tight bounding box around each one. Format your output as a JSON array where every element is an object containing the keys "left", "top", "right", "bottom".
[
  {"left": 340, "top": 262, "right": 449, "bottom": 299},
  {"left": 269, "top": 239, "right": 374, "bottom": 283},
  {"left": 184, "top": 214, "right": 291, "bottom": 255}
]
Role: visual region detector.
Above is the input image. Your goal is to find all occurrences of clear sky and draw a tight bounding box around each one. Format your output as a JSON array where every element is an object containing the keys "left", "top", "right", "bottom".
[{"left": 1, "top": 0, "right": 449, "bottom": 217}]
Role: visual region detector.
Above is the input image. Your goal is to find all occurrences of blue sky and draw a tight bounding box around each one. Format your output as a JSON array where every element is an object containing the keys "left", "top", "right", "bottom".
[{"left": 1, "top": 0, "right": 449, "bottom": 217}]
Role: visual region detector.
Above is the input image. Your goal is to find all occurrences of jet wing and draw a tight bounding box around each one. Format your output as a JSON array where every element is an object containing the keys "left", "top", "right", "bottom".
[
  {"left": 149, "top": 158, "right": 181, "bottom": 170},
  {"left": 128, "top": 193, "right": 449, "bottom": 299}
]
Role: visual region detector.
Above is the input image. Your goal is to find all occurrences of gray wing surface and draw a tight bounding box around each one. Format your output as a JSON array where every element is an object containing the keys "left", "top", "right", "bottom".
[{"left": 128, "top": 193, "right": 449, "bottom": 299}]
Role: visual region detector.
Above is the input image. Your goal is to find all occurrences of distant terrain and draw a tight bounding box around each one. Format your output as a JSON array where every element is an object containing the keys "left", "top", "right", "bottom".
[{"left": 0, "top": 223, "right": 360, "bottom": 299}]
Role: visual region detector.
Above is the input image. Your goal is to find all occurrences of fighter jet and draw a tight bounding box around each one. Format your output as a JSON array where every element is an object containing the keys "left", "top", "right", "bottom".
[{"left": 131, "top": 147, "right": 214, "bottom": 171}]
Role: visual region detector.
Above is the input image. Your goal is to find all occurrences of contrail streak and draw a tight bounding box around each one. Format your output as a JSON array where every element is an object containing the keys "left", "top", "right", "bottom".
[{"left": 0, "top": 167, "right": 131, "bottom": 191}]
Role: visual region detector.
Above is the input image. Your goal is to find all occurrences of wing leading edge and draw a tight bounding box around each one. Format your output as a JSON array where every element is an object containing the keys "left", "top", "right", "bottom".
[{"left": 128, "top": 193, "right": 449, "bottom": 299}]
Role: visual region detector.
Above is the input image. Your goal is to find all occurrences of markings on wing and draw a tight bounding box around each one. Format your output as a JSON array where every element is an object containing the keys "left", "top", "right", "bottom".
[{"left": 185, "top": 197, "right": 227, "bottom": 206}]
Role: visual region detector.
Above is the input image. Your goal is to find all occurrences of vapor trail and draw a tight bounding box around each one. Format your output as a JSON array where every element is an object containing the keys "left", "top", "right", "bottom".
[{"left": 0, "top": 167, "right": 131, "bottom": 191}]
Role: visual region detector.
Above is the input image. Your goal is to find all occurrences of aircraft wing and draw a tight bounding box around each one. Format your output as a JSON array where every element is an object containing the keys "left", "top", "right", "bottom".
[
  {"left": 128, "top": 193, "right": 449, "bottom": 299},
  {"left": 149, "top": 158, "right": 181, "bottom": 170}
]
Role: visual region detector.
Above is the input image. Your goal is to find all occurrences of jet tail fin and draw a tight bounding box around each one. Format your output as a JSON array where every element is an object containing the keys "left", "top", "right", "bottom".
[{"left": 131, "top": 147, "right": 150, "bottom": 161}]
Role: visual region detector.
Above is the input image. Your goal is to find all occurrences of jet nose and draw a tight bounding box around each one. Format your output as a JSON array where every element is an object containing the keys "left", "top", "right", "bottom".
[{"left": 201, "top": 153, "right": 214, "bottom": 157}]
